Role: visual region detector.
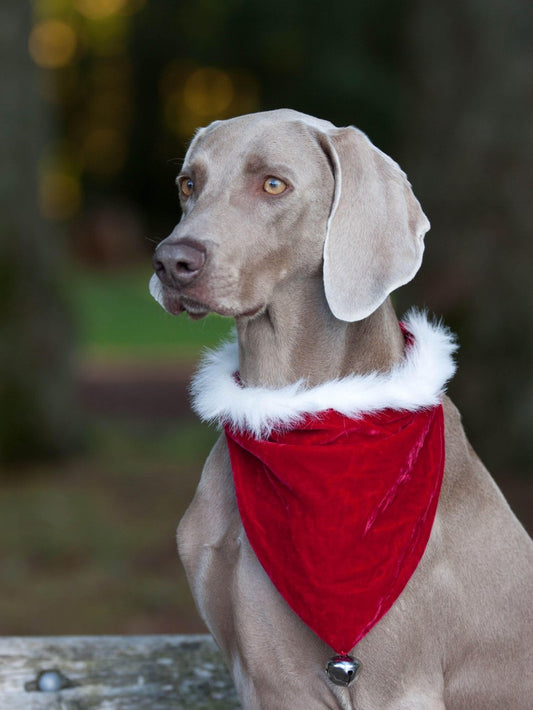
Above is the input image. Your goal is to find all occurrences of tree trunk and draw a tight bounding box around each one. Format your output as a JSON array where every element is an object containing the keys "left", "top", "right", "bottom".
[
  {"left": 399, "top": 0, "right": 533, "bottom": 476},
  {"left": 0, "top": 1, "right": 78, "bottom": 464}
]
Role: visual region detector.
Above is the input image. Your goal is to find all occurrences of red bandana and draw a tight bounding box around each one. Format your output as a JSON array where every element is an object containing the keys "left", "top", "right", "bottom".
[{"left": 224, "top": 405, "right": 444, "bottom": 654}]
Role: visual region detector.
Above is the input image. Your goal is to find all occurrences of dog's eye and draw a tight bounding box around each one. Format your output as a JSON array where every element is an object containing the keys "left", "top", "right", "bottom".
[
  {"left": 263, "top": 177, "right": 287, "bottom": 195},
  {"left": 178, "top": 177, "right": 194, "bottom": 197}
]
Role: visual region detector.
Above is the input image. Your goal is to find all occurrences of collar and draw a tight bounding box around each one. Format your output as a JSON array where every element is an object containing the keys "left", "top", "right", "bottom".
[{"left": 191, "top": 309, "right": 457, "bottom": 437}]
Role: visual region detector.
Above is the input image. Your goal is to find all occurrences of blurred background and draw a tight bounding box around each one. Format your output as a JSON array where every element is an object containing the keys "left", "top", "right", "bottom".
[{"left": 1, "top": 0, "right": 531, "bottom": 635}]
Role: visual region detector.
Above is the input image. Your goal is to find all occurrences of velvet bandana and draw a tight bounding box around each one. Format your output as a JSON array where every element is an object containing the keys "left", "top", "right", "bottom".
[
  {"left": 225, "top": 405, "right": 444, "bottom": 654},
  {"left": 191, "top": 311, "right": 457, "bottom": 655}
]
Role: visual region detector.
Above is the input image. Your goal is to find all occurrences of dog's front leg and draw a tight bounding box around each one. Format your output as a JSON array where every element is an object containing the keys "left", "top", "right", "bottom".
[{"left": 178, "top": 437, "right": 360, "bottom": 709}]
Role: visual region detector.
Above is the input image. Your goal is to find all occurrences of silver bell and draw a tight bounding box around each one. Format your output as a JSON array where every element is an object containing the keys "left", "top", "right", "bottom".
[{"left": 326, "top": 655, "right": 361, "bottom": 686}]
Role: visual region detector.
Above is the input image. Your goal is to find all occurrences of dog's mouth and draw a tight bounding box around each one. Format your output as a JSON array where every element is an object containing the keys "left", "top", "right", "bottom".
[
  {"left": 149, "top": 273, "right": 265, "bottom": 321},
  {"left": 163, "top": 290, "right": 211, "bottom": 320},
  {"left": 149, "top": 273, "right": 208, "bottom": 319}
]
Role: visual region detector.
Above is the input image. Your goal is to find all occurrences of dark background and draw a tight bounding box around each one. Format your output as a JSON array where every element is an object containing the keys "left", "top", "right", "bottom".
[{"left": 0, "top": 0, "right": 531, "bottom": 634}]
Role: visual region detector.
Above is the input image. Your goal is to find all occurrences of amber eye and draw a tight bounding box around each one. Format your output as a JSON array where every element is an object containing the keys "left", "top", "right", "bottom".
[
  {"left": 179, "top": 177, "right": 194, "bottom": 197},
  {"left": 263, "top": 177, "right": 288, "bottom": 195}
]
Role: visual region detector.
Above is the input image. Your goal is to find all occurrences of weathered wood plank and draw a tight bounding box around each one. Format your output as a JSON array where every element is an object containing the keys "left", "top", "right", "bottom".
[{"left": 0, "top": 635, "right": 241, "bottom": 709}]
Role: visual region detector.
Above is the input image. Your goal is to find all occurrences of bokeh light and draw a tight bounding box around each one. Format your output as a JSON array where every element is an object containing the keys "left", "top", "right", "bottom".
[
  {"left": 73, "top": 0, "right": 128, "bottom": 20},
  {"left": 39, "top": 171, "right": 82, "bottom": 220},
  {"left": 81, "top": 128, "right": 128, "bottom": 175},
  {"left": 161, "top": 63, "right": 260, "bottom": 139},
  {"left": 183, "top": 68, "right": 234, "bottom": 117},
  {"left": 28, "top": 19, "right": 77, "bottom": 69}
]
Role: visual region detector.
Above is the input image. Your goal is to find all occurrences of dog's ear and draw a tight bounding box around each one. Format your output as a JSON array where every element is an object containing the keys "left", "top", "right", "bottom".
[{"left": 319, "top": 126, "right": 430, "bottom": 322}]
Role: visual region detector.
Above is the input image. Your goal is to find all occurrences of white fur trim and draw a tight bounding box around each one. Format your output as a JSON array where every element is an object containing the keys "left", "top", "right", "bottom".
[{"left": 190, "top": 310, "right": 457, "bottom": 438}]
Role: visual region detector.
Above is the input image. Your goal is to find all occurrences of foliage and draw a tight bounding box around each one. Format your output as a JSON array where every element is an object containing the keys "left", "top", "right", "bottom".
[{"left": 70, "top": 266, "right": 233, "bottom": 357}]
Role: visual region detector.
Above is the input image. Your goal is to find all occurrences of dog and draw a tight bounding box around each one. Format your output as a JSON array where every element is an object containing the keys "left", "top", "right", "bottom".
[{"left": 150, "top": 109, "right": 533, "bottom": 709}]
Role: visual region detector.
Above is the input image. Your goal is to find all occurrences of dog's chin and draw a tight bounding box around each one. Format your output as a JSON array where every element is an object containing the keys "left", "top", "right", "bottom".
[{"left": 180, "top": 296, "right": 211, "bottom": 320}]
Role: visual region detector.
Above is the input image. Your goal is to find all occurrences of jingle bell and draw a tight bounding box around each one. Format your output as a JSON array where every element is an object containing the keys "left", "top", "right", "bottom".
[{"left": 326, "top": 655, "right": 361, "bottom": 687}]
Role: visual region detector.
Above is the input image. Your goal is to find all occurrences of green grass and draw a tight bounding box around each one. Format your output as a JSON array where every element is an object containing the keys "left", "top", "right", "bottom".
[
  {"left": 69, "top": 264, "right": 233, "bottom": 359},
  {"left": 0, "top": 418, "right": 219, "bottom": 635}
]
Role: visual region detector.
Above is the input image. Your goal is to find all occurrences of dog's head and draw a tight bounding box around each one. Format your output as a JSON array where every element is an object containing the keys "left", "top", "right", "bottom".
[{"left": 150, "top": 109, "right": 429, "bottom": 322}]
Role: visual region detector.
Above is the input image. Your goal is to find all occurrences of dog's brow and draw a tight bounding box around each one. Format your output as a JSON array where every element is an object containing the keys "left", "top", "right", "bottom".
[
  {"left": 177, "top": 160, "right": 208, "bottom": 184},
  {"left": 244, "top": 155, "right": 296, "bottom": 182}
]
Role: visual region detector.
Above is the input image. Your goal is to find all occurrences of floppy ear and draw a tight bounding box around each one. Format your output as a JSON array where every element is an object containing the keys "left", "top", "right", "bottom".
[{"left": 320, "top": 126, "right": 430, "bottom": 322}]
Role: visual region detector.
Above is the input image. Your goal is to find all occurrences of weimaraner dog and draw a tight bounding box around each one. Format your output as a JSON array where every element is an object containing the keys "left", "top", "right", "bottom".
[{"left": 150, "top": 109, "right": 533, "bottom": 709}]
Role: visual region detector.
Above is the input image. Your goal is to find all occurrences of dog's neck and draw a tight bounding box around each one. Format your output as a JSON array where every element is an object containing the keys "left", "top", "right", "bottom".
[{"left": 235, "top": 274, "right": 405, "bottom": 388}]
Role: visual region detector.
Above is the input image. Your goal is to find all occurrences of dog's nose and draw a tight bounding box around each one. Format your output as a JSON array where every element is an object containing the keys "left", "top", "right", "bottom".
[{"left": 152, "top": 240, "right": 206, "bottom": 288}]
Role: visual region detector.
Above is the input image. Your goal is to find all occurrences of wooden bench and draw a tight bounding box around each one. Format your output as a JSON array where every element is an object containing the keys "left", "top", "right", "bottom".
[{"left": 0, "top": 634, "right": 241, "bottom": 708}]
